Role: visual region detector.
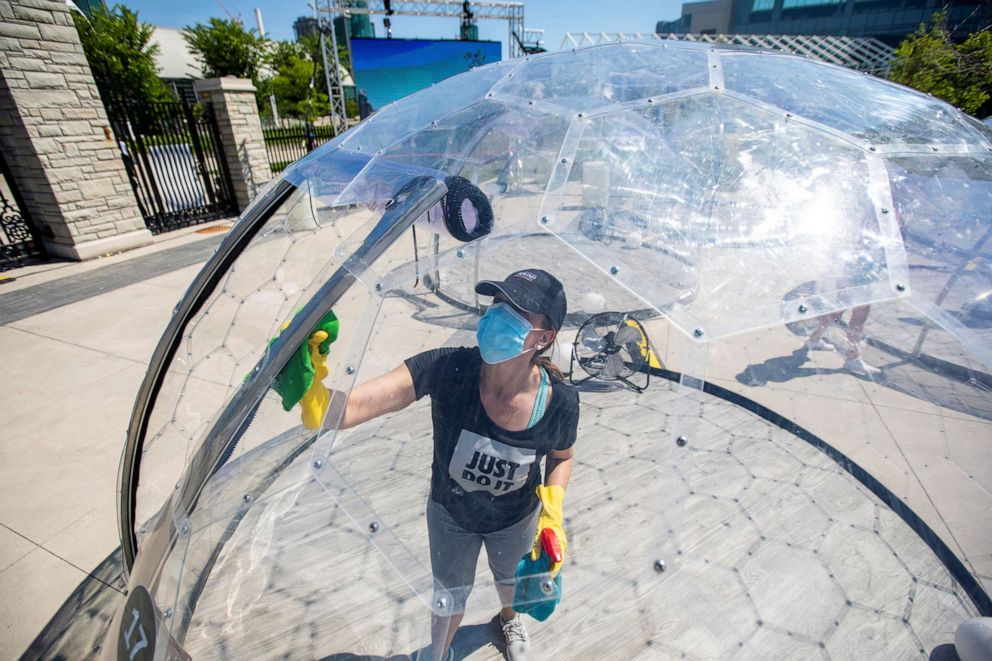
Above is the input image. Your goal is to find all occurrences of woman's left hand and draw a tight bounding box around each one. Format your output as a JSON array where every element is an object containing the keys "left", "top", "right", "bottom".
[{"left": 531, "top": 484, "right": 567, "bottom": 577}]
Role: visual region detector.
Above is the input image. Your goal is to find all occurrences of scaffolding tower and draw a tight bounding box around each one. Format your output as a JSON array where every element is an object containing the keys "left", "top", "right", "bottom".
[{"left": 314, "top": 0, "right": 525, "bottom": 132}]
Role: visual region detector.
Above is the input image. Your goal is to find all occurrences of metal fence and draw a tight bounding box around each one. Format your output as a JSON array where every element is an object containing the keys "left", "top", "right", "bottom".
[
  {"left": 0, "top": 151, "right": 47, "bottom": 271},
  {"left": 97, "top": 81, "right": 237, "bottom": 234},
  {"left": 263, "top": 123, "right": 337, "bottom": 174}
]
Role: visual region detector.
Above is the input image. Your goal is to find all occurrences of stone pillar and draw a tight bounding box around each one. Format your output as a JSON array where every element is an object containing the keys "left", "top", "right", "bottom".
[
  {"left": 0, "top": 0, "right": 152, "bottom": 261},
  {"left": 194, "top": 78, "right": 272, "bottom": 212}
]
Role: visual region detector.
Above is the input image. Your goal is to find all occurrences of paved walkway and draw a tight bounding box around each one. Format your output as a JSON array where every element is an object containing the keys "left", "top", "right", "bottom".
[{"left": 0, "top": 220, "right": 231, "bottom": 659}]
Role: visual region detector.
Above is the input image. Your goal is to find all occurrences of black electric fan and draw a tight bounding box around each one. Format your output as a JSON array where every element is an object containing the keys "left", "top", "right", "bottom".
[{"left": 570, "top": 312, "right": 652, "bottom": 393}]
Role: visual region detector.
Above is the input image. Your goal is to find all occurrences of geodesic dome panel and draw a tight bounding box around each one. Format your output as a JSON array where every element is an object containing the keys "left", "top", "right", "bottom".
[
  {"left": 110, "top": 41, "right": 991, "bottom": 661},
  {"left": 719, "top": 52, "right": 988, "bottom": 147},
  {"left": 488, "top": 41, "right": 711, "bottom": 111},
  {"left": 540, "top": 91, "right": 904, "bottom": 339},
  {"left": 337, "top": 61, "right": 521, "bottom": 156}
]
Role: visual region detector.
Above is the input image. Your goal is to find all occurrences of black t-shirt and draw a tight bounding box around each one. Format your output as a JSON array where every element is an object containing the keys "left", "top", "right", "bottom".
[{"left": 405, "top": 346, "right": 580, "bottom": 534}]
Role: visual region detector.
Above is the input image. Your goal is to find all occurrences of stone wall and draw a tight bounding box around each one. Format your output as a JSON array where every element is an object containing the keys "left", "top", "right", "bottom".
[
  {"left": 195, "top": 77, "right": 272, "bottom": 212},
  {"left": 0, "top": 0, "right": 151, "bottom": 260}
]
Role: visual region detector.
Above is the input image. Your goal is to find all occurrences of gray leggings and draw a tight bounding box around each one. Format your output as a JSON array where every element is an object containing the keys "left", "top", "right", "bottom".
[{"left": 426, "top": 498, "right": 540, "bottom": 613}]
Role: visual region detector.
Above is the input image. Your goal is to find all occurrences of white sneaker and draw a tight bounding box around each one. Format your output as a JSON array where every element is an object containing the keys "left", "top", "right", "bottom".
[
  {"left": 501, "top": 614, "right": 530, "bottom": 661},
  {"left": 805, "top": 337, "right": 834, "bottom": 351},
  {"left": 844, "top": 357, "right": 881, "bottom": 377}
]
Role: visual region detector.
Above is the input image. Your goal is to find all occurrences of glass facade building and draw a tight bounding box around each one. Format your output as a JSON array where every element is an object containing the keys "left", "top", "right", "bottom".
[{"left": 658, "top": 0, "right": 990, "bottom": 45}]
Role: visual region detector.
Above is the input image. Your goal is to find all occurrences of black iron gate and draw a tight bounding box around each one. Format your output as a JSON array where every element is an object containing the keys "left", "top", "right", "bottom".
[
  {"left": 98, "top": 83, "right": 237, "bottom": 234},
  {"left": 263, "top": 122, "right": 336, "bottom": 174},
  {"left": 0, "top": 151, "right": 47, "bottom": 271}
]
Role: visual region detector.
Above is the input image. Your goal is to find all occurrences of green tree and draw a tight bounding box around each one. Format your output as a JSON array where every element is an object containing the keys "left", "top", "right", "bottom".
[
  {"left": 265, "top": 41, "right": 330, "bottom": 120},
  {"left": 72, "top": 3, "right": 172, "bottom": 104},
  {"left": 889, "top": 11, "right": 992, "bottom": 117},
  {"left": 182, "top": 17, "right": 270, "bottom": 81},
  {"left": 261, "top": 35, "right": 357, "bottom": 121}
]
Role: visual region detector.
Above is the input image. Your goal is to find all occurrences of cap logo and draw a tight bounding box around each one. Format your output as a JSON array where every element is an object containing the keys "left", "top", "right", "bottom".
[{"left": 513, "top": 271, "right": 538, "bottom": 281}]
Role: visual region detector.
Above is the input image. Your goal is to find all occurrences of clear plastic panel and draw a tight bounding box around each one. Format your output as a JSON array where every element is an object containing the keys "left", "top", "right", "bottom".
[
  {"left": 168, "top": 272, "right": 377, "bottom": 531},
  {"left": 147, "top": 271, "right": 389, "bottom": 652},
  {"left": 137, "top": 362, "right": 226, "bottom": 541},
  {"left": 280, "top": 148, "right": 371, "bottom": 207},
  {"left": 373, "top": 100, "right": 570, "bottom": 205},
  {"left": 490, "top": 42, "right": 711, "bottom": 112},
  {"left": 871, "top": 300, "right": 992, "bottom": 594},
  {"left": 171, "top": 475, "right": 437, "bottom": 658},
  {"left": 654, "top": 340, "right": 710, "bottom": 571},
  {"left": 153, "top": 246, "right": 663, "bottom": 658},
  {"left": 118, "top": 40, "right": 992, "bottom": 661},
  {"left": 643, "top": 310, "right": 981, "bottom": 654},
  {"left": 138, "top": 238, "right": 983, "bottom": 659},
  {"left": 338, "top": 60, "right": 520, "bottom": 156},
  {"left": 720, "top": 53, "right": 990, "bottom": 148},
  {"left": 134, "top": 188, "right": 384, "bottom": 543},
  {"left": 329, "top": 155, "right": 448, "bottom": 208},
  {"left": 646, "top": 340, "right": 794, "bottom": 657},
  {"left": 542, "top": 93, "right": 904, "bottom": 340},
  {"left": 711, "top": 296, "right": 991, "bottom": 596},
  {"left": 314, "top": 252, "right": 763, "bottom": 658},
  {"left": 889, "top": 155, "right": 992, "bottom": 367},
  {"left": 333, "top": 101, "right": 571, "bottom": 215}
]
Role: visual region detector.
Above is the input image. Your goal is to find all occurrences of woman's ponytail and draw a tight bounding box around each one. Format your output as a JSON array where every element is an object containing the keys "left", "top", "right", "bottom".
[
  {"left": 535, "top": 355, "right": 565, "bottom": 381},
  {"left": 534, "top": 332, "right": 566, "bottom": 382}
]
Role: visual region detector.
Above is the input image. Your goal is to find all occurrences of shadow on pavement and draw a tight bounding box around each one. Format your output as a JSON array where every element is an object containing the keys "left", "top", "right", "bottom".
[
  {"left": 19, "top": 547, "right": 125, "bottom": 661},
  {"left": 735, "top": 347, "right": 829, "bottom": 386},
  {"left": 735, "top": 342, "right": 992, "bottom": 422},
  {"left": 318, "top": 616, "right": 499, "bottom": 661},
  {"left": 929, "top": 643, "right": 961, "bottom": 660}
]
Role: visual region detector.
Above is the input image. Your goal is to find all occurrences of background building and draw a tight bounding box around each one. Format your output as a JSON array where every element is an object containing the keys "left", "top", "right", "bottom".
[
  {"left": 657, "top": 0, "right": 732, "bottom": 35},
  {"left": 151, "top": 27, "right": 201, "bottom": 103},
  {"left": 657, "top": 0, "right": 991, "bottom": 45},
  {"left": 294, "top": 12, "right": 376, "bottom": 43},
  {"left": 293, "top": 16, "right": 319, "bottom": 41}
]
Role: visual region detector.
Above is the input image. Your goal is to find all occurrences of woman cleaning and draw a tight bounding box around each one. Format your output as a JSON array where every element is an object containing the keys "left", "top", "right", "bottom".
[{"left": 326, "top": 268, "right": 580, "bottom": 661}]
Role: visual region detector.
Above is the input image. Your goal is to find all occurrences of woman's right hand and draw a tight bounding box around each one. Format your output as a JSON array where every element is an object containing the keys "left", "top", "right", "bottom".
[{"left": 299, "top": 330, "right": 332, "bottom": 429}]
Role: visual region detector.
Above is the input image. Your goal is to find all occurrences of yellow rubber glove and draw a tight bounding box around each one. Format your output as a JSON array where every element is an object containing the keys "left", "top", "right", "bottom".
[
  {"left": 531, "top": 484, "right": 567, "bottom": 578},
  {"left": 299, "top": 330, "right": 330, "bottom": 430}
]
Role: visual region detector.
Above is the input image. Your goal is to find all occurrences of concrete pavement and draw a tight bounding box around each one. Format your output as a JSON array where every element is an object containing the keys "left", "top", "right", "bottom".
[{"left": 0, "top": 220, "right": 231, "bottom": 659}]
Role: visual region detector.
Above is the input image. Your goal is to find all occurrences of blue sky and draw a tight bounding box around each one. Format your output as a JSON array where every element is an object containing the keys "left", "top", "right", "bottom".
[{"left": 122, "top": 0, "right": 686, "bottom": 56}]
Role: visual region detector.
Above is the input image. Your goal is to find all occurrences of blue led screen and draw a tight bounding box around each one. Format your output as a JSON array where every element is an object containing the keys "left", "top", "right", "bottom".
[{"left": 350, "top": 37, "right": 501, "bottom": 111}]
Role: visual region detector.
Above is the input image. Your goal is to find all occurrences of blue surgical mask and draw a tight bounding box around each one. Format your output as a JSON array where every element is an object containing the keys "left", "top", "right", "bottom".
[{"left": 477, "top": 302, "right": 535, "bottom": 364}]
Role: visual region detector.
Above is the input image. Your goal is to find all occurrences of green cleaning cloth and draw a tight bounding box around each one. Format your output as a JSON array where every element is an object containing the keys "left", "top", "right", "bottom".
[{"left": 271, "top": 309, "right": 339, "bottom": 411}]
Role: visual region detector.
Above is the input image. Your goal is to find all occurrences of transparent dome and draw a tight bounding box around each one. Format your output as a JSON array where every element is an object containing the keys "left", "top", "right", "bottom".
[{"left": 108, "top": 41, "right": 992, "bottom": 660}]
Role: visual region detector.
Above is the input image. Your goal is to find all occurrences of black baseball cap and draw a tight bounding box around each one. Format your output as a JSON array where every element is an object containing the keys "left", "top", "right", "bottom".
[{"left": 475, "top": 269, "right": 567, "bottom": 331}]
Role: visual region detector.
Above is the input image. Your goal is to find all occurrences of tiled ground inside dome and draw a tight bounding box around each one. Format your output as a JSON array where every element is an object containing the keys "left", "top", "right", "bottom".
[
  {"left": 122, "top": 192, "right": 990, "bottom": 660},
  {"left": 176, "top": 378, "right": 977, "bottom": 660}
]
